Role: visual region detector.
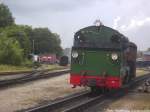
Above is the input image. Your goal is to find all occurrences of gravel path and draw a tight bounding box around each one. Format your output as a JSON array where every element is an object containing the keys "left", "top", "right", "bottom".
[
  {"left": 104, "top": 93, "right": 150, "bottom": 111},
  {"left": 136, "top": 69, "right": 149, "bottom": 77},
  {"left": 84, "top": 92, "right": 150, "bottom": 112},
  {"left": 0, "top": 73, "right": 85, "bottom": 112}
]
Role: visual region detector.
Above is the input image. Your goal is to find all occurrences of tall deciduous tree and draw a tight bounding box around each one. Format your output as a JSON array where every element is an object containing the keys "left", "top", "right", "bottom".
[
  {"left": 0, "top": 25, "right": 32, "bottom": 58},
  {"left": 0, "top": 3, "right": 63, "bottom": 66},
  {"left": 0, "top": 35, "right": 23, "bottom": 65},
  {"left": 30, "top": 28, "right": 62, "bottom": 56},
  {"left": 0, "top": 4, "right": 14, "bottom": 28}
]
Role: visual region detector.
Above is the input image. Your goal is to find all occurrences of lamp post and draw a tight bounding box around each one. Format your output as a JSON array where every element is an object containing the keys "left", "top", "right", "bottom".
[{"left": 32, "top": 40, "right": 35, "bottom": 55}]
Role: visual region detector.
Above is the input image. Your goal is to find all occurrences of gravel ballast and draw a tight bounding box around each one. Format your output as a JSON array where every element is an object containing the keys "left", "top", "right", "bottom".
[{"left": 0, "top": 73, "right": 85, "bottom": 112}]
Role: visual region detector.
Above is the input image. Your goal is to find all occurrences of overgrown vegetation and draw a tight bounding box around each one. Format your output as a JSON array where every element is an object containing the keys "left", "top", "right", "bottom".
[
  {"left": 0, "top": 35, "right": 23, "bottom": 65},
  {"left": 0, "top": 3, "right": 63, "bottom": 66},
  {"left": 0, "top": 65, "right": 32, "bottom": 72}
]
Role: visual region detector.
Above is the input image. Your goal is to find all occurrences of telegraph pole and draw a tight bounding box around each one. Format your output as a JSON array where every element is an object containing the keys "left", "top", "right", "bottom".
[{"left": 32, "top": 40, "right": 35, "bottom": 55}]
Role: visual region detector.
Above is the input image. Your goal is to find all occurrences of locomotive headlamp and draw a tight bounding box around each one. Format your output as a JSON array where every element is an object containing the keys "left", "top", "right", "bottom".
[
  {"left": 72, "top": 51, "right": 78, "bottom": 58},
  {"left": 111, "top": 53, "right": 118, "bottom": 60}
]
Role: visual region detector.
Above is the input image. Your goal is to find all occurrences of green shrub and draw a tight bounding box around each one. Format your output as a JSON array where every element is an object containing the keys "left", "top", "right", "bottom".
[
  {"left": 0, "top": 36, "right": 23, "bottom": 65},
  {"left": 21, "top": 59, "right": 33, "bottom": 67},
  {"left": 0, "top": 64, "right": 32, "bottom": 72}
]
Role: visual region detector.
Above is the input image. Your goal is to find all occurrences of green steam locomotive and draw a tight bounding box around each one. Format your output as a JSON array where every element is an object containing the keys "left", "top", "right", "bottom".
[{"left": 70, "top": 23, "right": 137, "bottom": 91}]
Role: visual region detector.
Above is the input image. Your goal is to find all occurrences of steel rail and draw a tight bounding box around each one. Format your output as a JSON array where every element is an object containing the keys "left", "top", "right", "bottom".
[
  {"left": 0, "top": 69, "right": 49, "bottom": 76},
  {"left": 0, "top": 69, "right": 70, "bottom": 88},
  {"left": 25, "top": 90, "right": 90, "bottom": 112}
]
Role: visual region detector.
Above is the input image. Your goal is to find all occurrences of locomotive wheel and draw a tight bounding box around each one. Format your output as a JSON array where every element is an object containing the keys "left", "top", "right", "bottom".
[
  {"left": 128, "top": 61, "right": 136, "bottom": 80},
  {"left": 123, "top": 71, "right": 130, "bottom": 84},
  {"left": 90, "top": 87, "right": 105, "bottom": 94},
  {"left": 90, "top": 86, "right": 97, "bottom": 93}
]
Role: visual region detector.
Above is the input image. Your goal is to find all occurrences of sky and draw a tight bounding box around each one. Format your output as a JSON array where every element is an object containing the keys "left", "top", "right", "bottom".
[{"left": 2, "top": 0, "right": 150, "bottom": 50}]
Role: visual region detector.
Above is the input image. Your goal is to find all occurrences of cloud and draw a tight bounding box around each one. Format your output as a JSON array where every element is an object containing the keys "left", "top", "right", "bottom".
[
  {"left": 3, "top": 0, "right": 150, "bottom": 50},
  {"left": 118, "top": 18, "right": 150, "bottom": 31},
  {"left": 4, "top": 0, "right": 98, "bottom": 14},
  {"left": 113, "top": 16, "right": 121, "bottom": 29},
  {"left": 126, "top": 24, "right": 150, "bottom": 51},
  {"left": 114, "top": 17, "right": 150, "bottom": 50}
]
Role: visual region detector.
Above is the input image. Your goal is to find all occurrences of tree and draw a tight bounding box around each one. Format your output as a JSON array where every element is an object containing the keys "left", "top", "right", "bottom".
[
  {"left": 0, "top": 4, "right": 14, "bottom": 28},
  {"left": 0, "top": 35, "right": 23, "bottom": 65},
  {"left": 0, "top": 25, "right": 32, "bottom": 58},
  {"left": 30, "top": 28, "right": 62, "bottom": 56},
  {"left": 0, "top": 3, "right": 63, "bottom": 66}
]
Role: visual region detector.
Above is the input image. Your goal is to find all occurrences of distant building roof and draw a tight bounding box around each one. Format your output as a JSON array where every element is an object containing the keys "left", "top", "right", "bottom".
[{"left": 143, "top": 51, "right": 150, "bottom": 56}]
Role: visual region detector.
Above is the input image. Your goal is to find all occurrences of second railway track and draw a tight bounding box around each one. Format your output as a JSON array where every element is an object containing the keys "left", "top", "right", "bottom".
[
  {"left": 0, "top": 69, "right": 70, "bottom": 89},
  {"left": 25, "top": 73, "right": 150, "bottom": 112}
]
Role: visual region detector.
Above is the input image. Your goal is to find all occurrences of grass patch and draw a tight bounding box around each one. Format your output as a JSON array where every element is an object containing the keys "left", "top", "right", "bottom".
[
  {"left": 0, "top": 64, "right": 32, "bottom": 73},
  {"left": 0, "top": 64, "right": 69, "bottom": 73},
  {"left": 136, "top": 69, "right": 149, "bottom": 76},
  {"left": 39, "top": 64, "right": 68, "bottom": 71}
]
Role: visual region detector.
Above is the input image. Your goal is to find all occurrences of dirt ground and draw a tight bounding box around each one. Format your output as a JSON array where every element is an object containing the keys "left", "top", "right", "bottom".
[
  {"left": 136, "top": 69, "right": 149, "bottom": 77},
  {"left": 85, "top": 91, "right": 150, "bottom": 112},
  {"left": 0, "top": 74, "right": 86, "bottom": 112},
  {"left": 104, "top": 93, "right": 150, "bottom": 112}
]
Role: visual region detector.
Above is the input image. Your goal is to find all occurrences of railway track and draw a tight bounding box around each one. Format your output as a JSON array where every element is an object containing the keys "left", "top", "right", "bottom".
[
  {"left": 0, "top": 69, "right": 69, "bottom": 89},
  {"left": 25, "top": 73, "right": 150, "bottom": 112},
  {"left": 0, "top": 68, "right": 67, "bottom": 76},
  {"left": 0, "top": 71, "right": 34, "bottom": 76},
  {"left": 25, "top": 90, "right": 90, "bottom": 112}
]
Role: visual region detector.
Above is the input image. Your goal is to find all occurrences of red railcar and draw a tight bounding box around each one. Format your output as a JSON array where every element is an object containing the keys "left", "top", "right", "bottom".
[{"left": 38, "top": 54, "right": 57, "bottom": 64}]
